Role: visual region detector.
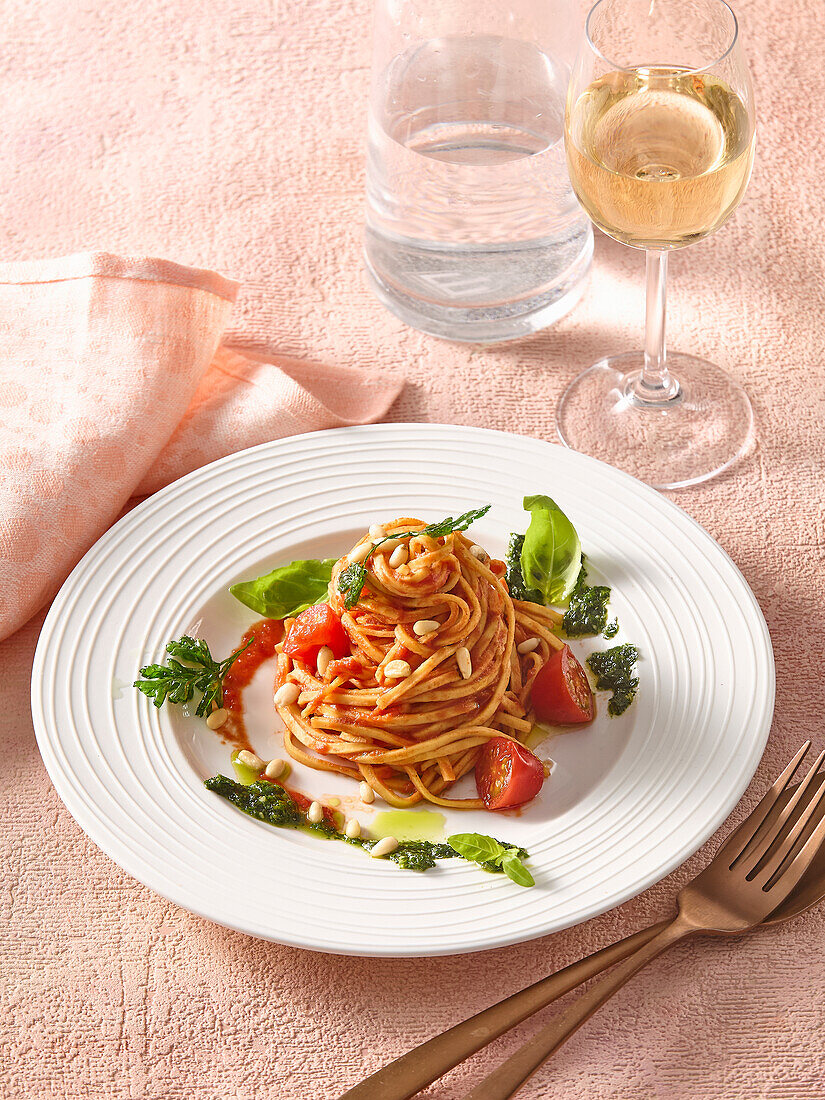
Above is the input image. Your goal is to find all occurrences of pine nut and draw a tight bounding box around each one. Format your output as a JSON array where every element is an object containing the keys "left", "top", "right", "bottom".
[
  {"left": 206, "top": 707, "right": 228, "bottom": 729},
  {"left": 517, "top": 637, "right": 540, "bottom": 655},
  {"left": 274, "top": 681, "right": 300, "bottom": 707},
  {"left": 370, "top": 836, "right": 399, "bottom": 858},
  {"left": 348, "top": 540, "right": 373, "bottom": 563},
  {"left": 375, "top": 537, "right": 401, "bottom": 553},
  {"left": 456, "top": 647, "right": 472, "bottom": 679},
  {"left": 413, "top": 619, "right": 439, "bottom": 636},
  {"left": 469, "top": 544, "right": 487, "bottom": 559},
  {"left": 369, "top": 524, "right": 385, "bottom": 539},
  {"left": 359, "top": 781, "right": 375, "bottom": 804},
  {"left": 389, "top": 544, "right": 408, "bottom": 568},
  {"left": 307, "top": 800, "right": 323, "bottom": 824},
  {"left": 316, "top": 646, "right": 333, "bottom": 677},
  {"left": 345, "top": 818, "right": 361, "bottom": 839},
  {"left": 265, "top": 758, "right": 286, "bottom": 780},
  {"left": 384, "top": 659, "right": 412, "bottom": 678},
  {"left": 237, "top": 750, "right": 264, "bottom": 772}
]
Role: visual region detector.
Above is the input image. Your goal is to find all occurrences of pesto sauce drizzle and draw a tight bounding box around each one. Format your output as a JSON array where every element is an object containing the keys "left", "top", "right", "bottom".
[
  {"left": 562, "top": 562, "right": 612, "bottom": 637},
  {"left": 586, "top": 645, "right": 639, "bottom": 716},
  {"left": 603, "top": 618, "right": 619, "bottom": 639},
  {"left": 204, "top": 776, "right": 525, "bottom": 874},
  {"left": 505, "top": 533, "right": 542, "bottom": 604}
]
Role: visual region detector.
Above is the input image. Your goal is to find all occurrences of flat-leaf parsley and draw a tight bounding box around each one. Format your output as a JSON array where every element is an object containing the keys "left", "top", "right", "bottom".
[{"left": 134, "top": 635, "right": 252, "bottom": 717}]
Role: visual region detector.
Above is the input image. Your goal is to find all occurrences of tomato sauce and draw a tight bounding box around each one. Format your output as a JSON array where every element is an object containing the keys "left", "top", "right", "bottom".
[
  {"left": 219, "top": 619, "right": 285, "bottom": 752},
  {"left": 217, "top": 619, "right": 341, "bottom": 820}
]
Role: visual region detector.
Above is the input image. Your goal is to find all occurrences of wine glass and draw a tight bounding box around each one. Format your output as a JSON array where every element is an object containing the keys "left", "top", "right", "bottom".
[{"left": 557, "top": 0, "right": 756, "bottom": 489}]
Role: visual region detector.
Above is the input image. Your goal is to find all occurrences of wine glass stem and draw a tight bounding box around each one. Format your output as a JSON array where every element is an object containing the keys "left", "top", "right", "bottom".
[{"left": 634, "top": 250, "right": 680, "bottom": 404}]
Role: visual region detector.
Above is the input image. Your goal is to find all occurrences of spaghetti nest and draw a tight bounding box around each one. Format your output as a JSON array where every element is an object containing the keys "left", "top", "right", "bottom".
[{"left": 274, "top": 518, "right": 563, "bottom": 809}]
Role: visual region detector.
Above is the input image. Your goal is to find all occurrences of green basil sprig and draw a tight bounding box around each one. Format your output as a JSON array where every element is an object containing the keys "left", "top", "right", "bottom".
[
  {"left": 519, "top": 495, "right": 582, "bottom": 607},
  {"left": 447, "top": 832, "right": 535, "bottom": 887}
]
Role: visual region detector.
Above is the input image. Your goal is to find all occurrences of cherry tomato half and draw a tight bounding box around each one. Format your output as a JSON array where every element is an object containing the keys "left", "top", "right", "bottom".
[
  {"left": 530, "top": 644, "right": 594, "bottom": 724},
  {"left": 475, "top": 737, "right": 545, "bottom": 811},
  {"left": 284, "top": 603, "right": 349, "bottom": 665}
]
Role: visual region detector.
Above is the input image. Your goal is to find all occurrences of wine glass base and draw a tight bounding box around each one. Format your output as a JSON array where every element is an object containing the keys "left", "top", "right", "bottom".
[{"left": 556, "top": 352, "right": 754, "bottom": 490}]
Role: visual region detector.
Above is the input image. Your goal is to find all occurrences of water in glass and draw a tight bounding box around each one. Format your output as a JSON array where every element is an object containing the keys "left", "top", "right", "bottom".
[{"left": 365, "top": 35, "right": 593, "bottom": 342}]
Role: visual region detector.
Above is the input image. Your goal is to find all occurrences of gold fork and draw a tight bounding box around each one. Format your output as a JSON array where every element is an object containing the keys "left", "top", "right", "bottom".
[
  {"left": 460, "top": 742, "right": 825, "bottom": 1100},
  {"left": 338, "top": 745, "right": 825, "bottom": 1100}
]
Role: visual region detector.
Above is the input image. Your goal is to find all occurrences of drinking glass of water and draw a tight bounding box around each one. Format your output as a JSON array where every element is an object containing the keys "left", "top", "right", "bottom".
[{"left": 364, "top": 0, "right": 593, "bottom": 342}]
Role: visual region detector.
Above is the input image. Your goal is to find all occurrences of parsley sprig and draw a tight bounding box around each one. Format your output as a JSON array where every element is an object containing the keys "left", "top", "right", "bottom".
[
  {"left": 338, "top": 505, "right": 491, "bottom": 609},
  {"left": 134, "top": 635, "right": 253, "bottom": 717}
]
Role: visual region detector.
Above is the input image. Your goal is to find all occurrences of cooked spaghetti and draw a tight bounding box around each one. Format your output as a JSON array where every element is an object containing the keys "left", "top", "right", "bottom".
[{"left": 272, "top": 518, "right": 564, "bottom": 809}]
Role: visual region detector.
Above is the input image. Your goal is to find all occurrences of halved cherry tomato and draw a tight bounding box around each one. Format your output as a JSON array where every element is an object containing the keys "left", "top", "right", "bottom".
[
  {"left": 530, "top": 644, "right": 594, "bottom": 724},
  {"left": 284, "top": 603, "right": 349, "bottom": 665},
  {"left": 475, "top": 737, "right": 545, "bottom": 810}
]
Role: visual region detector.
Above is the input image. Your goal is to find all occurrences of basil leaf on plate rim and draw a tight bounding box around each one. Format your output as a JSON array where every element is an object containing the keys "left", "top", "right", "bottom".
[
  {"left": 229, "top": 557, "right": 336, "bottom": 619},
  {"left": 519, "top": 494, "right": 582, "bottom": 607}
]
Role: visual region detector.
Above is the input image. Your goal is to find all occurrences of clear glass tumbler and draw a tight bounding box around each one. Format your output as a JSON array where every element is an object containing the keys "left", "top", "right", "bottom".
[{"left": 364, "top": 0, "right": 594, "bottom": 343}]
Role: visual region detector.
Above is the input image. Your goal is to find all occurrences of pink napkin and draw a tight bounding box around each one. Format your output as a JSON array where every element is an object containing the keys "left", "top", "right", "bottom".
[{"left": 0, "top": 252, "right": 402, "bottom": 642}]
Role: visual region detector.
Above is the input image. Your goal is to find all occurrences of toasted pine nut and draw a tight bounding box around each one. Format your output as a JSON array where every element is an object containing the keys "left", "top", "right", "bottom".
[
  {"left": 307, "top": 801, "right": 323, "bottom": 824},
  {"left": 265, "top": 758, "right": 286, "bottom": 780},
  {"left": 369, "top": 524, "right": 385, "bottom": 539},
  {"left": 375, "top": 537, "right": 401, "bottom": 554},
  {"left": 274, "top": 681, "right": 300, "bottom": 707},
  {"left": 413, "top": 619, "right": 439, "bottom": 636},
  {"left": 370, "top": 836, "right": 399, "bottom": 858},
  {"left": 456, "top": 647, "right": 472, "bottom": 680},
  {"left": 469, "top": 544, "right": 487, "bottom": 560},
  {"left": 237, "top": 750, "right": 264, "bottom": 772},
  {"left": 316, "top": 646, "right": 333, "bottom": 677},
  {"left": 348, "top": 540, "right": 373, "bottom": 563},
  {"left": 345, "top": 818, "right": 361, "bottom": 839},
  {"left": 359, "top": 781, "right": 375, "bottom": 804},
  {"left": 384, "top": 659, "right": 412, "bottom": 679},
  {"left": 206, "top": 707, "right": 228, "bottom": 730},
  {"left": 517, "top": 637, "right": 540, "bottom": 655},
  {"left": 388, "top": 544, "right": 408, "bottom": 568}
]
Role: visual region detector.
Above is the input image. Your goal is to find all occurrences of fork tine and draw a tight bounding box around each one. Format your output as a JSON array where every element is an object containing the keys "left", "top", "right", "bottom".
[
  {"left": 755, "top": 756, "right": 825, "bottom": 891},
  {"left": 737, "top": 749, "right": 825, "bottom": 874},
  {"left": 758, "top": 793, "right": 825, "bottom": 898},
  {"left": 715, "top": 742, "right": 811, "bottom": 867}
]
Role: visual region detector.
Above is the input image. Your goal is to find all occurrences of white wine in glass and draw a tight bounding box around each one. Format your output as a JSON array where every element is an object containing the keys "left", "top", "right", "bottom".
[
  {"left": 568, "top": 68, "right": 754, "bottom": 248},
  {"left": 557, "top": 0, "right": 756, "bottom": 489}
]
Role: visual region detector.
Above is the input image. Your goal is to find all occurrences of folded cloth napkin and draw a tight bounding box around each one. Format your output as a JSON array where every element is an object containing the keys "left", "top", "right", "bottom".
[{"left": 0, "top": 252, "right": 402, "bottom": 642}]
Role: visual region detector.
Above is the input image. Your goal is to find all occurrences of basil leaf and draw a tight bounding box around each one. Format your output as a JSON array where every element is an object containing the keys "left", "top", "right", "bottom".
[
  {"left": 447, "top": 833, "right": 508, "bottom": 865},
  {"left": 500, "top": 851, "right": 535, "bottom": 887},
  {"left": 520, "top": 495, "right": 582, "bottom": 606},
  {"left": 229, "top": 558, "right": 336, "bottom": 619}
]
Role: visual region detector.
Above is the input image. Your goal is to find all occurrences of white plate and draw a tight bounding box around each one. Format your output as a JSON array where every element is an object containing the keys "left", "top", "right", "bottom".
[{"left": 32, "top": 425, "right": 774, "bottom": 957}]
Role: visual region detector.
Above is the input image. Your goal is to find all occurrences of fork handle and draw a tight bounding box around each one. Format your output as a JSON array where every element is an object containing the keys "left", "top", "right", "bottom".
[
  {"left": 337, "top": 919, "right": 669, "bottom": 1100},
  {"left": 461, "top": 915, "right": 695, "bottom": 1100}
]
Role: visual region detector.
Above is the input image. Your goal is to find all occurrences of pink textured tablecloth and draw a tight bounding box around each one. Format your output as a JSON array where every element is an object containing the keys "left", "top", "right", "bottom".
[{"left": 3, "top": 1, "right": 824, "bottom": 1098}]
